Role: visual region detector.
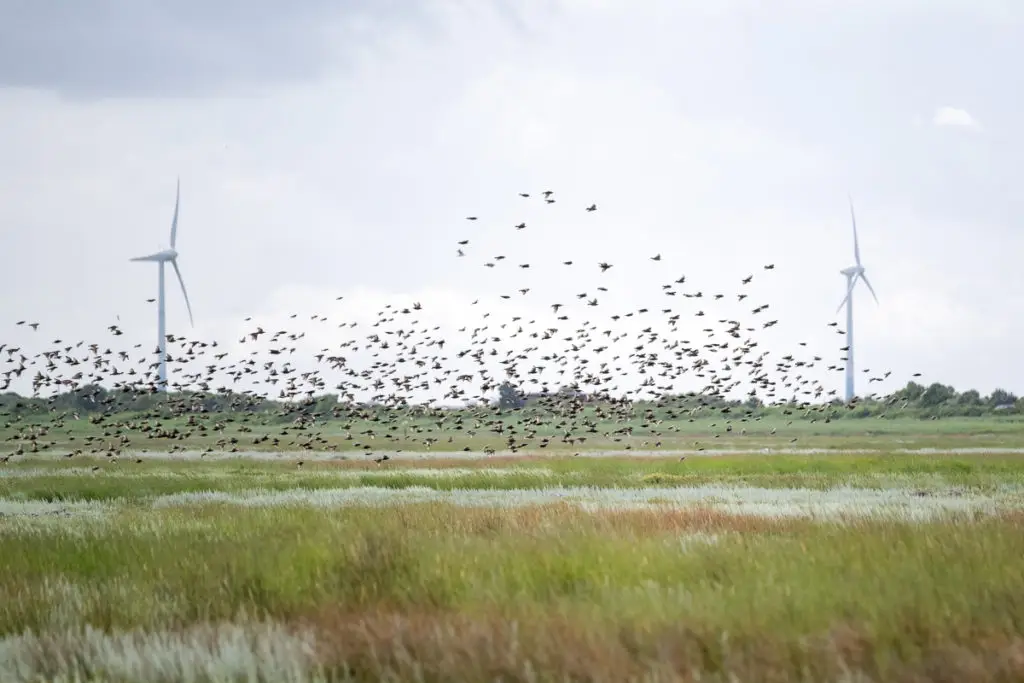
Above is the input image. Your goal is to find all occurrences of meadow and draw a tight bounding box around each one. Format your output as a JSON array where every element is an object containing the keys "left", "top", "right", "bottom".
[
  {"left": 2, "top": 417, "right": 1024, "bottom": 681},
  {"left": 5, "top": 408, "right": 1024, "bottom": 457}
]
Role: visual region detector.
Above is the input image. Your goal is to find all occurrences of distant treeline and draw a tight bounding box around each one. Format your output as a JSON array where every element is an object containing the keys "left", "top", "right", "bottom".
[
  {"left": 496, "top": 380, "right": 1023, "bottom": 419},
  {"left": 0, "top": 380, "right": 1021, "bottom": 423}
]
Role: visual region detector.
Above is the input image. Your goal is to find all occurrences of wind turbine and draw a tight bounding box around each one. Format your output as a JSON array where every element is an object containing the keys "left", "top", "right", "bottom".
[
  {"left": 130, "top": 179, "right": 194, "bottom": 392},
  {"left": 836, "top": 195, "right": 879, "bottom": 403}
]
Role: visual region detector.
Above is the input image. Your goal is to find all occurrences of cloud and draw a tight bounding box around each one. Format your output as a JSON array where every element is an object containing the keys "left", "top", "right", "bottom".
[
  {"left": 0, "top": 0, "right": 427, "bottom": 98},
  {"left": 0, "top": 0, "right": 1022, "bottom": 402},
  {"left": 932, "top": 106, "right": 981, "bottom": 130}
]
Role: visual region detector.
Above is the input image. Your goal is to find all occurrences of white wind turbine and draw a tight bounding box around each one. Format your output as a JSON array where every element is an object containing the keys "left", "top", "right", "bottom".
[
  {"left": 130, "top": 179, "right": 195, "bottom": 392},
  {"left": 836, "top": 195, "right": 879, "bottom": 403}
]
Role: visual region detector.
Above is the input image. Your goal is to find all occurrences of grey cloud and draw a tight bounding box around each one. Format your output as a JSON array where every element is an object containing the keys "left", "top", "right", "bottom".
[
  {"left": 0, "top": 0, "right": 425, "bottom": 97},
  {"left": 1, "top": 0, "right": 1023, "bottom": 396}
]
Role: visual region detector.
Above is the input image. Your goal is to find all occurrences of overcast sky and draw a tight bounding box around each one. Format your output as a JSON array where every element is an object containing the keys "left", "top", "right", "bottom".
[{"left": 0, "top": 0, "right": 1020, "bottom": 403}]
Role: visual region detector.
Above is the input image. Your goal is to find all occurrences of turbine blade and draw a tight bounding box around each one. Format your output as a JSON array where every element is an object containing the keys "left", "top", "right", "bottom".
[
  {"left": 170, "top": 258, "right": 194, "bottom": 327},
  {"left": 836, "top": 273, "right": 858, "bottom": 314},
  {"left": 848, "top": 194, "right": 862, "bottom": 266},
  {"left": 170, "top": 178, "right": 180, "bottom": 250},
  {"left": 130, "top": 253, "right": 164, "bottom": 262},
  {"left": 860, "top": 272, "right": 879, "bottom": 304}
]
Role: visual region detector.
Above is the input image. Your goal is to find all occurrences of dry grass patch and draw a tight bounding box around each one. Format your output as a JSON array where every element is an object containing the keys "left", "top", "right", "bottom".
[
  {"left": 301, "top": 608, "right": 1024, "bottom": 683},
  {"left": 2, "top": 611, "right": 1023, "bottom": 682}
]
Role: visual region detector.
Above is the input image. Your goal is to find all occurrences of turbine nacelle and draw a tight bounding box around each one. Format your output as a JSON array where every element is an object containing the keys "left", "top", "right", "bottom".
[{"left": 130, "top": 248, "right": 179, "bottom": 263}]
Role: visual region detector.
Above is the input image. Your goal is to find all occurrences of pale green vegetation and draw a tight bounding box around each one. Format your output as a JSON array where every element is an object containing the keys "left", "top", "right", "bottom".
[
  {"left": 4, "top": 409, "right": 1024, "bottom": 458},
  {"left": 4, "top": 452, "right": 1024, "bottom": 502},
  {"left": 1, "top": 498, "right": 1023, "bottom": 681},
  {"left": 1, "top": 451, "right": 1023, "bottom": 681}
]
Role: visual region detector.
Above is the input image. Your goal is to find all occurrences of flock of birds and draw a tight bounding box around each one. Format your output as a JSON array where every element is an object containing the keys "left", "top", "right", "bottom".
[{"left": 0, "top": 189, "right": 923, "bottom": 462}]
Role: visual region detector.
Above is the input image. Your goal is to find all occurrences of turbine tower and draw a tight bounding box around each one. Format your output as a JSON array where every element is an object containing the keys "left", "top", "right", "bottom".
[
  {"left": 836, "top": 195, "right": 879, "bottom": 403},
  {"left": 130, "top": 179, "right": 195, "bottom": 392}
]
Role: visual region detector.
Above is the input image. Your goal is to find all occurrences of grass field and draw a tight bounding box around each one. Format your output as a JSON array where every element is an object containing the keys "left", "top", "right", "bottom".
[
  {"left": 4, "top": 411, "right": 1024, "bottom": 457},
  {"left": 3, "top": 418, "right": 1024, "bottom": 680}
]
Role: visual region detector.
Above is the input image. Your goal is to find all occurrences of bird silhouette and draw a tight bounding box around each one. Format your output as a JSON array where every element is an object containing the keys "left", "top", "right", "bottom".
[{"left": 0, "top": 186, "right": 920, "bottom": 464}]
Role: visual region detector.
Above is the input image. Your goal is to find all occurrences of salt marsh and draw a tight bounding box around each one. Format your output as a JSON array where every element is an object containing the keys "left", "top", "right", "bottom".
[
  {"left": 1, "top": 450, "right": 1023, "bottom": 681},
  {"left": 145, "top": 483, "right": 1013, "bottom": 520}
]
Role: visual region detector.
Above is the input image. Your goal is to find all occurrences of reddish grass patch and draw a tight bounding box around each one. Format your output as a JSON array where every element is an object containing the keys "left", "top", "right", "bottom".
[
  {"left": 547, "top": 504, "right": 810, "bottom": 535},
  {"left": 374, "top": 503, "right": 812, "bottom": 537},
  {"left": 310, "top": 453, "right": 718, "bottom": 471},
  {"left": 312, "top": 453, "right": 566, "bottom": 470},
  {"left": 293, "top": 607, "right": 1024, "bottom": 683}
]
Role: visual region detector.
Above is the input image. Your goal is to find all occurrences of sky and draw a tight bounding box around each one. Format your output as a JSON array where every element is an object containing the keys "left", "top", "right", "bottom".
[{"left": 0, "top": 0, "right": 1021, "bottom": 404}]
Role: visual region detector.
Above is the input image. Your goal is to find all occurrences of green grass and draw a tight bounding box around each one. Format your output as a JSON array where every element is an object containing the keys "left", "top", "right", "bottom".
[
  {"left": 4, "top": 452, "right": 1024, "bottom": 503},
  {"left": 4, "top": 410, "right": 1024, "bottom": 456},
  {"left": 4, "top": 443, "right": 1024, "bottom": 680},
  {"left": 1, "top": 503, "right": 1023, "bottom": 681}
]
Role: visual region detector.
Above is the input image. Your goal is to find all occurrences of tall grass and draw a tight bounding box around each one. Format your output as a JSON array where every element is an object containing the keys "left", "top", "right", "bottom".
[{"left": 2, "top": 504, "right": 1023, "bottom": 681}]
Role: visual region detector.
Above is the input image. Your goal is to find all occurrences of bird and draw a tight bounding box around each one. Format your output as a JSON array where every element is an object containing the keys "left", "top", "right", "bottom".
[{"left": 0, "top": 182, "right": 918, "bottom": 468}]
